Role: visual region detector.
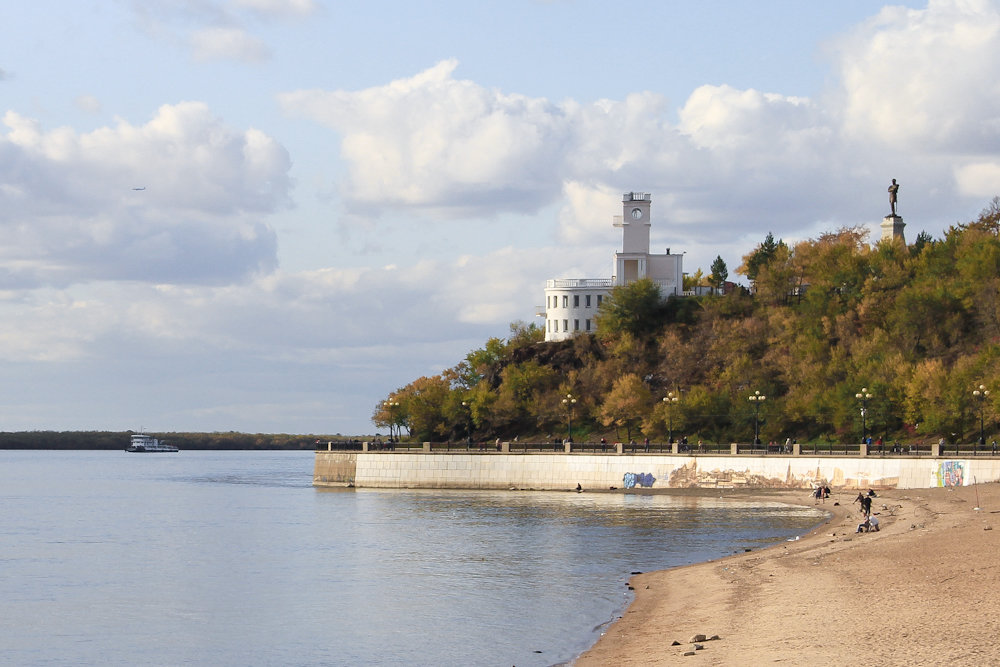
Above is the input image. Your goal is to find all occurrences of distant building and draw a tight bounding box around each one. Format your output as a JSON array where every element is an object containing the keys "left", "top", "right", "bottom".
[{"left": 538, "top": 192, "right": 683, "bottom": 342}]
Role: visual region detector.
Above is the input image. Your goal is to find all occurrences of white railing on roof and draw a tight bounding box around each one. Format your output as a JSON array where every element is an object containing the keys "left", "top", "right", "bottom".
[
  {"left": 546, "top": 278, "right": 614, "bottom": 289},
  {"left": 623, "top": 192, "right": 651, "bottom": 202}
]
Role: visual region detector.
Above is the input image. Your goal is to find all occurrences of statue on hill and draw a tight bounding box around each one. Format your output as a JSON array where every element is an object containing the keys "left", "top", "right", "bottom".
[{"left": 888, "top": 178, "right": 900, "bottom": 216}]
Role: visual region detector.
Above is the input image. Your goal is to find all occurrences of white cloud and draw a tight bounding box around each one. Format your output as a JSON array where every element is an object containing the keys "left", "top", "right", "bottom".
[
  {"left": 190, "top": 26, "right": 271, "bottom": 62},
  {"left": 0, "top": 104, "right": 291, "bottom": 288},
  {"left": 75, "top": 95, "right": 102, "bottom": 113},
  {"left": 834, "top": 0, "right": 1000, "bottom": 152},
  {"left": 232, "top": 0, "right": 317, "bottom": 16},
  {"left": 280, "top": 60, "right": 572, "bottom": 216},
  {"left": 954, "top": 161, "right": 1000, "bottom": 197}
]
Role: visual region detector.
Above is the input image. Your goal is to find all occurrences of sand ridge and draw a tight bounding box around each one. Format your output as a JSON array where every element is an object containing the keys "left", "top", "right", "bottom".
[{"left": 575, "top": 483, "right": 1000, "bottom": 666}]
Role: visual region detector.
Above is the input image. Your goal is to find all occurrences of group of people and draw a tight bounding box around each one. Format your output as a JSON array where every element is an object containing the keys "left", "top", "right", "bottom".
[
  {"left": 812, "top": 485, "right": 832, "bottom": 503},
  {"left": 854, "top": 489, "right": 881, "bottom": 533}
]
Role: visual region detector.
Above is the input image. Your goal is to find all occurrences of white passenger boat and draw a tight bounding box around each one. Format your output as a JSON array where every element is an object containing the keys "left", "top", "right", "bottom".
[{"left": 126, "top": 433, "right": 178, "bottom": 453}]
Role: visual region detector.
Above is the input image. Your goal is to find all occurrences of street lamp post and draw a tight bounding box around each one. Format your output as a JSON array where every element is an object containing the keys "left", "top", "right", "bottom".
[
  {"left": 748, "top": 390, "right": 766, "bottom": 447},
  {"left": 562, "top": 393, "right": 577, "bottom": 444},
  {"left": 383, "top": 400, "right": 399, "bottom": 442},
  {"left": 662, "top": 392, "right": 679, "bottom": 444},
  {"left": 461, "top": 400, "right": 473, "bottom": 447},
  {"left": 973, "top": 385, "right": 990, "bottom": 447},
  {"left": 855, "top": 388, "right": 873, "bottom": 443}
]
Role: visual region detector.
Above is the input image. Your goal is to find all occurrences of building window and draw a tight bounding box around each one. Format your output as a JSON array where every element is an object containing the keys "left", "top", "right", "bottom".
[
  {"left": 562, "top": 295, "right": 568, "bottom": 308},
  {"left": 586, "top": 319, "right": 591, "bottom": 331},
  {"left": 585, "top": 294, "right": 591, "bottom": 308},
  {"left": 563, "top": 319, "right": 568, "bottom": 332},
  {"left": 573, "top": 295, "right": 579, "bottom": 307},
  {"left": 574, "top": 319, "right": 580, "bottom": 331},
  {"left": 597, "top": 294, "right": 603, "bottom": 306}
]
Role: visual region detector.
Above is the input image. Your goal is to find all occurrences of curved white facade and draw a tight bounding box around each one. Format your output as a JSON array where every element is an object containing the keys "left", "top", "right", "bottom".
[{"left": 540, "top": 192, "right": 683, "bottom": 342}]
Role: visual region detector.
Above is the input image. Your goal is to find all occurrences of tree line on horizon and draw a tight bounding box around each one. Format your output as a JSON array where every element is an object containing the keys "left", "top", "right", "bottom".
[
  {"left": 0, "top": 431, "right": 348, "bottom": 450},
  {"left": 373, "top": 198, "right": 1000, "bottom": 447}
]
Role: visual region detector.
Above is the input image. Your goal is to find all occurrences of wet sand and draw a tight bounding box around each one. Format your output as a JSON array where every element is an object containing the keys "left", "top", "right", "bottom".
[{"left": 575, "top": 483, "right": 1000, "bottom": 666}]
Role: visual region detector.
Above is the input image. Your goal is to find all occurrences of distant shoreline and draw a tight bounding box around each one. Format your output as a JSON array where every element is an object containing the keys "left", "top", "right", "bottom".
[{"left": 0, "top": 431, "right": 359, "bottom": 451}]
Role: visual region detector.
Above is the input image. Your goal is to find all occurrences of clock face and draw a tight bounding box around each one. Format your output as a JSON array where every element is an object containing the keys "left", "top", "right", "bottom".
[{"left": 631, "top": 207, "right": 642, "bottom": 220}]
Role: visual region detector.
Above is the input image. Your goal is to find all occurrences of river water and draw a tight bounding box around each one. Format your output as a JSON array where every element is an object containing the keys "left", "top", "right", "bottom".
[{"left": 0, "top": 450, "right": 825, "bottom": 666}]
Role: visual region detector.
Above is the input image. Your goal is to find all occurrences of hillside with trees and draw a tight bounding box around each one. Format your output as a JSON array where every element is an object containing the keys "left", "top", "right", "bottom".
[{"left": 374, "top": 199, "right": 1000, "bottom": 447}]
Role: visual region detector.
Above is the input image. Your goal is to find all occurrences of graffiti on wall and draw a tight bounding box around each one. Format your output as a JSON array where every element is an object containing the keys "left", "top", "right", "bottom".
[
  {"left": 623, "top": 472, "right": 656, "bottom": 489},
  {"left": 935, "top": 460, "right": 964, "bottom": 487}
]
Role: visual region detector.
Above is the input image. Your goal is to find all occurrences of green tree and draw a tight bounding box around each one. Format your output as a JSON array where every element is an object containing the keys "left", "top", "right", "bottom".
[
  {"left": 709, "top": 255, "right": 728, "bottom": 290},
  {"left": 739, "top": 232, "right": 782, "bottom": 282},
  {"left": 595, "top": 278, "right": 666, "bottom": 339}
]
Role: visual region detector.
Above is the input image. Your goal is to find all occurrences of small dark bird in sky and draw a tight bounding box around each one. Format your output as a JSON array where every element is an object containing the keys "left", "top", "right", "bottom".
[{"left": 132, "top": 186, "right": 146, "bottom": 191}]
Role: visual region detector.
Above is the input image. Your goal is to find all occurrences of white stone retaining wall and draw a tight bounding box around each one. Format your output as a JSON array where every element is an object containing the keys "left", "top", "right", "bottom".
[{"left": 314, "top": 451, "right": 1000, "bottom": 490}]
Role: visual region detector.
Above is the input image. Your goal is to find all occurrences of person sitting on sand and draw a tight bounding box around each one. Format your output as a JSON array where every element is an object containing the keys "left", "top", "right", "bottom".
[
  {"left": 868, "top": 515, "right": 880, "bottom": 532},
  {"left": 856, "top": 516, "right": 871, "bottom": 533}
]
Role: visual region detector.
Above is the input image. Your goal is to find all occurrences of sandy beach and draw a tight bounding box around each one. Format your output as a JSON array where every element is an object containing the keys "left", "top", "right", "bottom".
[{"left": 575, "top": 483, "right": 1000, "bottom": 666}]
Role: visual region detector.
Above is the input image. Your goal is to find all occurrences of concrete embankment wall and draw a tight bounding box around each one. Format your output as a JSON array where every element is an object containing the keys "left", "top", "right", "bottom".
[{"left": 313, "top": 451, "right": 1000, "bottom": 490}]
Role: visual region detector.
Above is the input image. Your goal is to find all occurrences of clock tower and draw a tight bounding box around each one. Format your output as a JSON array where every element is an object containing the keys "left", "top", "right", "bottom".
[{"left": 616, "top": 192, "right": 652, "bottom": 254}]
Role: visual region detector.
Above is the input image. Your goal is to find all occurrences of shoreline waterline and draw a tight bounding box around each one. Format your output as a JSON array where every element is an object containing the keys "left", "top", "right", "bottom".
[
  {"left": 574, "top": 483, "right": 1000, "bottom": 665},
  {"left": 568, "top": 487, "right": 836, "bottom": 664}
]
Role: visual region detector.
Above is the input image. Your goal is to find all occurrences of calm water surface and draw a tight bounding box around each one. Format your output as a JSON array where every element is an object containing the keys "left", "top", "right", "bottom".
[{"left": 0, "top": 451, "right": 825, "bottom": 666}]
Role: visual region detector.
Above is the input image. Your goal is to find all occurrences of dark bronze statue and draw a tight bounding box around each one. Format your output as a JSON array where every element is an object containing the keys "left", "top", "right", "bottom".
[{"left": 888, "top": 178, "right": 899, "bottom": 216}]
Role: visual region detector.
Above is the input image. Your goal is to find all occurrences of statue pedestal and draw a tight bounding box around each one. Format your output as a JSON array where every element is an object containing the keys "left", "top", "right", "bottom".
[{"left": 881, "top": 214, "right": 905, "bottom": 243}]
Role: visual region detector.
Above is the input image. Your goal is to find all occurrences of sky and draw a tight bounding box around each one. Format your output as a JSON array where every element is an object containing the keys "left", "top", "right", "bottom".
[{"left": 2, "top": 0, "right": 1000, "bottom": 436}]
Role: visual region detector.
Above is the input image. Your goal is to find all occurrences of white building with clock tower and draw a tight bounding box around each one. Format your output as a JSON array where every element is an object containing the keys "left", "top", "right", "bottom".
[{"left": 539, "top": 191, "right": 683, "bottom": 342}]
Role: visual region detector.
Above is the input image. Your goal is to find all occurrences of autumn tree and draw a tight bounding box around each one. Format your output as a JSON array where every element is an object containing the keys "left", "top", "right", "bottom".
[{"left": 599, "top": 373, "right": 652, "bottom": 441}]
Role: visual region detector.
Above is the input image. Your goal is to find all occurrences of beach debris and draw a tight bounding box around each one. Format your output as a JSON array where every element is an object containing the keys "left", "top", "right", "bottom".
[
  {"left": 631, "top": 571, "right": 643, "bottom": 575},
  {"left": 694, "top": 643, "right": 705, "bottom": 650},
  {"left": 689, "top": 634, "right": 707, "bottom": 643},
  {"left": 671, "top": 640, "right": 681, "bottom": 646},
  {"left": 683, "top": 651, "right": 696, "bottom": 656},
  {"left": 709, "top": 635, "right": 721, "bottom": 640},
  {"left": 985, "top": 525, "right": 993, "bottom": 530}
]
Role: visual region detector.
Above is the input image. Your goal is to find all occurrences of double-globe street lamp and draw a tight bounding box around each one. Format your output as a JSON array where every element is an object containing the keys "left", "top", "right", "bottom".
[
  {"left": 383, "top": 400, "right": 400, "bottom": 442},
  {"left": 562, "top": 393, "right": 577, "bottom": 443},
  {"left": 748, "top": 390, "right": 766, "bottom": 446},
  {"left": 856, "top": 387, "right": 873, "bottom": 443},
  {"left": 662, "top": 391, "right": 679, "bottom": 445},
  {"left": 973, "top": 384, "right": 990, "bottom": 446}
]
